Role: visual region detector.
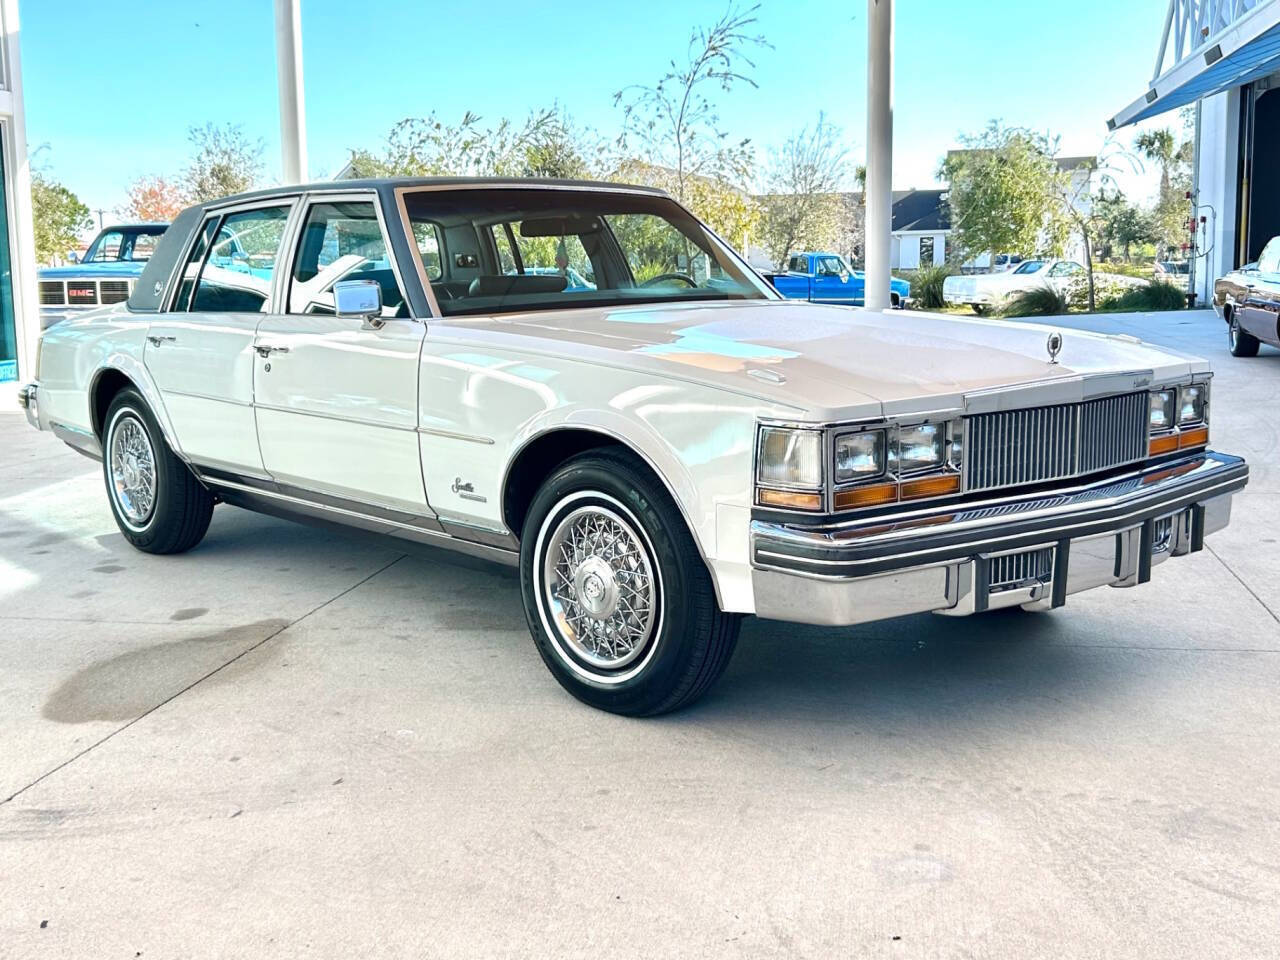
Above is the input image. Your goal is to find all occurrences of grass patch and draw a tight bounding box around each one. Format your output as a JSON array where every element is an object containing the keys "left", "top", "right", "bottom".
[
  {"left": 998, "top": 286, "right": 1069, "bottom": 318},
  {"left": 1100, "top": 281, "right": 1186, "bottom": 313}
]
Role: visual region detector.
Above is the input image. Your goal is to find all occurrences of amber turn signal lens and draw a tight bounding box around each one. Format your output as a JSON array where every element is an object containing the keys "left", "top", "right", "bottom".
[
  {"left": 1148, "top": 433, "right": 1179, "bottom": 456},
  {"left": 1178, "top": 426, "right": 1209, "bottom": 449},
  {"left": 900, "top": 473, "right": 961, "bottom": 501},
  {"left": 834, "top": 482, "right": 898, "bottom": 510},
  {"left": 758, "top": 488, "right": 823, "bottom": 510}
]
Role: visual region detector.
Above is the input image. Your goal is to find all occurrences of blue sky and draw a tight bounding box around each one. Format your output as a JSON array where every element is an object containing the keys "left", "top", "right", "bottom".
[{"left": 21, "top": 0, "right": 1177, "bottom": 217}]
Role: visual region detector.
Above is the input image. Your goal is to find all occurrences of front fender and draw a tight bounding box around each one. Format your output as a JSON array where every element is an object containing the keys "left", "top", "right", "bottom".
[{"left": 503, "top": 400, "right": 758, "bottom": 567}]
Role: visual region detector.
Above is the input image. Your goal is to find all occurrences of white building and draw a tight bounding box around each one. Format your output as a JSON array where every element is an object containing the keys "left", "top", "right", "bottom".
[
  {"left": 0, "top": 0, "right": 36, "bottom": 385},
  {"left": 1109, "top": 0, "right": 1280, "bottom": 304}
]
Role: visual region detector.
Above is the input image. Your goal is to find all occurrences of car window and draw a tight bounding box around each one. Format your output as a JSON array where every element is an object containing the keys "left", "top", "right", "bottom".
[
  {"left": 85, "top": 231, "right": 124, "bottom": 262},
  {"left": 173, "top": 218, "right": 219, "bottom": 310},
  {"left": 288, "top": 200, "right": 407, "bottom": 317},
  {"left": 1259, "top": 238, "right": 1280, "bottom": 274},
  {"left": 1047, "top": 262, "right": 1081, "bottom": 277},
  {"left": 817, "top": 257, "right": 844, "bottom": 277},
  {"left": 188, "top": 205, "right": 290, "bottom": 313},
  {"left": 788, "top": 255, "right": 808, "bottom": 273},
  {"left": 491, "top": 225, "right": 518, "bottom": 274},
  {"left": 129, "top": 232, "right": 161, "bottom": 261},
  {"left": 1013, "top": 260, "right": 1046, "bottom": 274},
  {"left": 411, "top": 221, "right": 444, "bottom": 280},
  {"left": 401, "top": 188, "right": 771, "bottom": 317}
]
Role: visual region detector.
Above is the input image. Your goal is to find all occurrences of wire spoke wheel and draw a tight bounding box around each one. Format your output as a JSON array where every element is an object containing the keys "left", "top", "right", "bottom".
[
  {"left": 540, "top": 502, "right": 658, "bottom": 672},
  {"left": 108, "top": 413, "right": 157, "bottom": 527}
]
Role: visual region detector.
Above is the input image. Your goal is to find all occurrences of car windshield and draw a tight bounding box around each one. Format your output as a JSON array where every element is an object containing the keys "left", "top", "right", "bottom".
[
  {"left": 1013, "top": 260, "right": 1046, "bottom": 275},
  {"left": 83, "top": 226, "right": 167, "bottom": 263},
  {"left": 401, "top": 188, "right": 774, "bottom": 317}
]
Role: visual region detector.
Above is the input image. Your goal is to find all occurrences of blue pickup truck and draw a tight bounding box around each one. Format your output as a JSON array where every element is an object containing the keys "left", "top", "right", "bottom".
[{"left": 764, "top": 252, "right": 911, "bottom": 309}]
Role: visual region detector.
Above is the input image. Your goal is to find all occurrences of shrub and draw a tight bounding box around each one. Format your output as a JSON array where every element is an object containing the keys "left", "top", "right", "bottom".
[
  {"left": 999, "top": 286, "right": 1069, "bottom": 318},
  {"left": 1100, "top": 281, "right": 1186, "bottom": 313},
  {"left": 908, "top": 263, "right": 955, "bottom": 310}
]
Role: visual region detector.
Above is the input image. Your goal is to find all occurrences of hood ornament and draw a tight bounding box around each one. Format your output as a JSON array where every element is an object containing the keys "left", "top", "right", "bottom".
[{"left": 1046, "top": 331, "right": 1063, "bottom": 364}]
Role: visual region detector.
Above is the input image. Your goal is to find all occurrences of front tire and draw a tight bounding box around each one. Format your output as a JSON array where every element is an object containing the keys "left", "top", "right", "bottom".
[
  {"left": 103, "top": 388, "right": 214, "bottom": 554},
  {"left": 519, "top": 450, "right": 740, "bottom": 716},
  {"left": 1228, "top": 310, "right": 1260, "bottom": 357},
  {"left": 972, "top": 303, "right": 989, "bottom": 316}
]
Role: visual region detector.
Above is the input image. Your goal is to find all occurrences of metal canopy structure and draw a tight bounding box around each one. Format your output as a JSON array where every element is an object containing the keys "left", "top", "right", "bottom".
[{"left": 1110, "top": 0, "right": 1280, "bottom": 128}]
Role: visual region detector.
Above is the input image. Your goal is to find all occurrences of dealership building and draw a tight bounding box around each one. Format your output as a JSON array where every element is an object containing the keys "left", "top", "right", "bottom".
[
  {"left": 1111, "top": 0, "right": 1280, "bottom": 303},
  {"left": 0, "top": 0, "right": 35, "bottom": 386}
]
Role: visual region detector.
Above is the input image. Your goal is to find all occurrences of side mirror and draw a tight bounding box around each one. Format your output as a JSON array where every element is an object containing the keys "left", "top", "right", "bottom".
[{"left": 334, "top": 279, "right": 384, "bottom": 328}]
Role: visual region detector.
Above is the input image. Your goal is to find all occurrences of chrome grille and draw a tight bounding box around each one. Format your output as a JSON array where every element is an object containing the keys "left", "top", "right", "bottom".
[
  {"left": 965, "top": 392, "right": 1147, "bottom": 493},
  {"left": 989, "top": 547, "right": 1053, "bottom": 591},
  {"left": 39, "top": 280, "right": 64, "bottom": 305},
  {"left": 100, "top": 280, "right": 131, "bottom": 304}
]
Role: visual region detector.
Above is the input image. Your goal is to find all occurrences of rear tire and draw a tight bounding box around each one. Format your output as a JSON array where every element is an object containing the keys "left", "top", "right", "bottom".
[
  {"left": 972, "top": 303, "right": 989, "bottom": 316},
  {"left": 1228, "top": 310, "right": 1260, "bottom": 357},
  {"left": 519, "top": 449, "right": 740, "bottom": 716},
  {"left": 103, "top": 388, "right": 214, "bottom": 554}
]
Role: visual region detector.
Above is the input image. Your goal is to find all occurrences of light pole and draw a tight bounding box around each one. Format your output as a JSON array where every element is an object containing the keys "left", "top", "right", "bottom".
[
  {"left": 864, "top": 0, "right": 893, "bottom": 311},
  {"left": 274, "top": 0, "right": 308, "bottom": 184}
]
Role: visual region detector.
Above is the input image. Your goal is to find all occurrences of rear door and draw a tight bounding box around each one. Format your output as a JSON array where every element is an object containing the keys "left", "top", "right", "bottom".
[
  {"left": 252, "top": 193, "right": 430, "bottom": 515},
  {"left": 144, "top": 201, "right": 294, "bottom": 474}
]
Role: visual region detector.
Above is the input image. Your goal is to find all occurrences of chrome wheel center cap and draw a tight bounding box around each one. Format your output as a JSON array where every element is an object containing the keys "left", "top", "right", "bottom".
[{"left": 574, "top": 556, "right": 619, "bottom": 619}]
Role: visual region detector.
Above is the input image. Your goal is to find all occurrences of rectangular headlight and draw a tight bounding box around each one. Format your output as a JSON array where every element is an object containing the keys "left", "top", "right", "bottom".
[
  {"left": 834, "top": 430, "right": 886, "bottom": 483},
  {"left": 1149, "top": 389, "right": 1176, "bottom": 432},
  {"left": 1178, "top": 384, "right": 1206, "bottom": 425},
  {"left": 895, "top": 423, "right": 945, "bottom": 474},
  {"left": 757, "top": 427, "right": 823, "bottom": 488}
]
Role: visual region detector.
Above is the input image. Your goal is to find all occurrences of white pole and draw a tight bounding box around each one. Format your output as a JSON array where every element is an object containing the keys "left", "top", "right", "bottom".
[
  {"left": 864, "top": 0, "right": 893, "bottom": 311},
  {"left": 4, "top": 0, "right": 41, "bottom": 380},
  {"left": 274, "top": 0, "right": 307, "bottom": 184}
]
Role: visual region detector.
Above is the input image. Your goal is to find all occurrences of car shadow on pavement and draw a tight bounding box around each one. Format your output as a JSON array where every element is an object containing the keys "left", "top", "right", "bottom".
[{"left": 678, "top": 608, "right": 1142, "bottom": 730}]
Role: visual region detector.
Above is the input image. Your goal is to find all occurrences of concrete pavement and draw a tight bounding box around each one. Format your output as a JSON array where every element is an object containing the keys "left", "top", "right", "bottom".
[{"left": 2, "top": 309, "right": 1279, "bottom": 958}]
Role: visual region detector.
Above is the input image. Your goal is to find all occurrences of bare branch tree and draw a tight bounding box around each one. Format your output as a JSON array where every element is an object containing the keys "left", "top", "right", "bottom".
[
  {"left": 758, "top": 114, "right": 850, "bottom": 267},
  {"left": 613, "top": 3, "right": 769, "bottom": 202}
]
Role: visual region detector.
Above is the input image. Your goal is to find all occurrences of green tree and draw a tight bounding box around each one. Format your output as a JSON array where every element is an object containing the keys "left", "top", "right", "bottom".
[
  {"left": 182, "top": 123, "right": 264, "bottom": 202},
  {"left": 1095, "top": 189, "right": 1154, "bottom": 261},
  {"left": 940, "top": 122, "right": 1070, "bottom": 266},
  {"left": 1134, "top": 124, "right": 1192, "bottom": 257},
  {"left": 347, "top": 106, "right": 600, "bottom": 181},
  {"left": 30, "top": 172, "right": 91, "bottom": 264},
  {"left": 758, "top": 115, "right": 850, "bottom": 267}
]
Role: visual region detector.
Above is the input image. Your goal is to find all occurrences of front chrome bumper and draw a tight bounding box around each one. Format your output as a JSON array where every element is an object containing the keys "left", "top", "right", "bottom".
[
  {"left": 17, "top": 381, "right": 39, "bottom": 430},
  {"left": 751, "top": 452, "right": 1248, "bottom": 626}
]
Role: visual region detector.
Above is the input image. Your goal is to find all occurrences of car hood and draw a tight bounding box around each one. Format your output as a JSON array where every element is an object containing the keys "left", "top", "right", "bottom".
[
  {"left": 39, "top": 262, "right": 146, "bottom": 279},
  {"left": 434, "top": 300, "right": 1208, "bottom": 421}
]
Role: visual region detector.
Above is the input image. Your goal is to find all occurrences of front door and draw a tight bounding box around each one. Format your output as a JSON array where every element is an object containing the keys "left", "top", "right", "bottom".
[
  {"left": 812, "top": 255, "right": 859, "bottom": 304},
  {"left": 1239, "top": 238, "right": 1280, "bottom": 344},
  {"left": 252, "top": 196, "right": 429, "bottom": 515},
  {"left": 144, "top": 203, "right": 293, "bottom": 474}
]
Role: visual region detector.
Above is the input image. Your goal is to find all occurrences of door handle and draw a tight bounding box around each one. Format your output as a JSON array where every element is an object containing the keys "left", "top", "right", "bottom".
[
  {"left": 254, "top": 344, "right": 290, "bottom": 358},
  {"left": 146, "top": 335, "right": 176, "bottom": 347}
]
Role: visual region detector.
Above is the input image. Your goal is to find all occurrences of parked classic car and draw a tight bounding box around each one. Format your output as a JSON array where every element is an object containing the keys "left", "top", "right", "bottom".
[
  {"left": 1213, "top": 237, "right": 1280, "bottom": 357},
  {"left": 38, "top": 223, "right": 169, "bottom": 329},
  {"left": 942, "top": 258, "right": 1090, "bottom": 314},
  {"left": 18, "top": 178, "right": 1248, "bottom": 715},
  {"left": 765, "top": 252, "right": 911, "bottom": 308}
]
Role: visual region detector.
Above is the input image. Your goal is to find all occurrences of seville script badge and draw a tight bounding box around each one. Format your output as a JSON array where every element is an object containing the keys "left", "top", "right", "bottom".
[{"left": 1046, "top": 331, "right": 1063, "bottom": 364}]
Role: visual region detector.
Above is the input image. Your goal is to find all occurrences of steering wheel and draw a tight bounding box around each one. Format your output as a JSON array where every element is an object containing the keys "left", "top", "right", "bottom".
[{"left": 640, "top": 272, "right": 698, "bottom": 289}]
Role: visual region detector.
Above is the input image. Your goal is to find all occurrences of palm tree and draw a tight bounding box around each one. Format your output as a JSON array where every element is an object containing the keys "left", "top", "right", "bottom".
[{"left": 1135, "top": 128, "right": 1176, "bottom": 196}]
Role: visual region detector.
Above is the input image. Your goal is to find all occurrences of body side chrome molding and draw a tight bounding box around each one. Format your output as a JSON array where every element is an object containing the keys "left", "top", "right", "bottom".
[{"left": 195, "top": 469, "right": 519, "bottom": 563}]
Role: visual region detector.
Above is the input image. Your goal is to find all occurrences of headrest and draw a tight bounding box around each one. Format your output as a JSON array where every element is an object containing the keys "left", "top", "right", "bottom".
[{"left": 467, "top": 274, "right": 568, "bottom": 298}]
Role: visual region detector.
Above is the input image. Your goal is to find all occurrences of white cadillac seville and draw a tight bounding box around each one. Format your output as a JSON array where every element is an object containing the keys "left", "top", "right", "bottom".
[{"left": 17, "top": 178, "right": 1248, "bottom": 715}]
